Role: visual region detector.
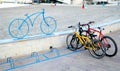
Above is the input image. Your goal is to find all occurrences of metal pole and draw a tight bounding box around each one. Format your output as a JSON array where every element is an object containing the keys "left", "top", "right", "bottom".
[{"left": 7, "top": 57, "right": 15, "bottom": 69}]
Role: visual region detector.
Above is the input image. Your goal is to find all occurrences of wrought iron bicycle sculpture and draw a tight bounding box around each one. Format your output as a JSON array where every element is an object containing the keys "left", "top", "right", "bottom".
[{"left": 8, "top": 9, "right": 57, "bottom": 39}]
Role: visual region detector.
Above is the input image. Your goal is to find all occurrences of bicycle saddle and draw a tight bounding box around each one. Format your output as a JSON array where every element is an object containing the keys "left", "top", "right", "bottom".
[
  {"left": 97, "top": 27, "right": 104, "bottom": 30},
  {"left": 90, "top": 34, "right": 97, "bottom": 37},
  {"left": 88, "top": 21, "right": 95, "bottom": 24}
]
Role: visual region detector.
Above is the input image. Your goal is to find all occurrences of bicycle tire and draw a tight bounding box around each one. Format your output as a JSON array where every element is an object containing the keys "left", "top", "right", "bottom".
[
  {"left": 88, "top": 39, "right": 106, "bottom": 59},
  {"left": 40, "top": 16, "right": 57, "bottom": 35},
  {"left": 66, "top": 33, "right": 74, "bottom": 49},
  {"left": 8, "top": 18, "right": 29, "bottom": 39},
  {"left": 66, "top": 34, "right": 83, "bottom": 51},
  {"left": 70, "top": 35, "right": 78, "bottom": 51},
  {"left": 101, "top": 36, "right": 118, "bottom": 57}
]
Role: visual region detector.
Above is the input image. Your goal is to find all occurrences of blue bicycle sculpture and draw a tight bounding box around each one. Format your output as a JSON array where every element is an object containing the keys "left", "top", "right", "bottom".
[{"left": 8, "top": 9, "right": 57, "bottom": 39}]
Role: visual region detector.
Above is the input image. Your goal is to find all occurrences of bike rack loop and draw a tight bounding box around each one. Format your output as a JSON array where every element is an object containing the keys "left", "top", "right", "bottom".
[
  {"left": 31, "top": 52, "right": 41, "bottom": 62},
  {"left": 0, "top": 46, "right": 83, "bottom": 71},
  {"left": 7, "top": 57, "right": 15, "bottom": 69}
]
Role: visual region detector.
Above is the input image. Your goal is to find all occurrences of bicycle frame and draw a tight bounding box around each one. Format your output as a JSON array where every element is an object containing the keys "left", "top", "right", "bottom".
[
  {"left": 74, "top": 31, "right": 95, "bottom": 50},
  {"left": 24, "top": 9, "right": 46, "bottom": 27},
  {"left": 88, "top": 28, "right": 104, "bottom": 40},
  {"left": 19, "top": 9, "right": 48, "bottom": 28},
  {"left": 85, "top": 24, "right": 109, "bottom": 47}
]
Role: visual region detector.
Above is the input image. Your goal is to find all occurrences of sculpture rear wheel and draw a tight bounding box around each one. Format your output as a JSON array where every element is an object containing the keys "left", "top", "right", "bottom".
[{"left": 8, "top": 18, "right": 29, "bottom": 39}]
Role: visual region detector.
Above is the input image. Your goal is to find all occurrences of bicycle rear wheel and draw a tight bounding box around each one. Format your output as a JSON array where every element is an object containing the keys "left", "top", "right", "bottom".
[
  {"left": 88, "top": 40, "right": 106, "bottom": 59},
  {"left": 8, "top": 18, "right": 29, "bottom": 39},
  {"left": 101, "top": 36, "right": 118, "bottom": 57},
  {"left": 40, "top": 17, "right": 57, "bottom": 35}
]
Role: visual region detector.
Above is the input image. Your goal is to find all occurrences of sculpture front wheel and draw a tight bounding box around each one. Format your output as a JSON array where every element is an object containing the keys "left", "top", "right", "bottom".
[
  {"left": 40, "top": 17, "right": 57, "bottom": 35},
  {"left": 8, "top": 18, "right": 29, "bottom": 39}
]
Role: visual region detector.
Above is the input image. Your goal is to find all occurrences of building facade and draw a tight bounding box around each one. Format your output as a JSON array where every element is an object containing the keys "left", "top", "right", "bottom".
[{"left": 0, "top": 0, "right": 119, "bottom": 4}]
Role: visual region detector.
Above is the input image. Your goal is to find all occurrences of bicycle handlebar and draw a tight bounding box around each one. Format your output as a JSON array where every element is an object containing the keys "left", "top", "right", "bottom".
[
  {"left": 68, "top": 26, "right": 77, "bottom": 31},
  {"left": 68, "top": 21, "right": 94, "bottom": 32},
  {"left": 80, "top": 21, "right": 105, "bottom": 31},
  {"left": 80, "top": 21, "right": 95, "bottom": 27},
  {"left": 68, "top": 21, "right": 94, "bottom": 29},
  {"left": 68, "top": 22, "right": 92, "bottom": 35}
]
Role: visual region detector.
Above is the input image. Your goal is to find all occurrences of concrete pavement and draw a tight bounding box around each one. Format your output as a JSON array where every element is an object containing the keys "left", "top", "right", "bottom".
[
  {"left": 0, "top": 30, "right": 119, "bottom": 71},
  {"left": 0, "top": 3, "right": 120, "bottom": 71}
]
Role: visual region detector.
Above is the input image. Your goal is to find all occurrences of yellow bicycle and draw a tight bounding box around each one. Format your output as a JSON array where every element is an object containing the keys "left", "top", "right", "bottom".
[{"left": 68, "top": 22, "right": 106, "bottom": 59}]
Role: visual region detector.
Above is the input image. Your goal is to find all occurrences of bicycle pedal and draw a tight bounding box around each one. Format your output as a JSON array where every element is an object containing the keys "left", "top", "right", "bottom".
[
  {"left": 84, "top": 46, "right": 88, "bottom": 50},
  {"left": 77, "top": 45, "right": 83, "bottom": 49}
]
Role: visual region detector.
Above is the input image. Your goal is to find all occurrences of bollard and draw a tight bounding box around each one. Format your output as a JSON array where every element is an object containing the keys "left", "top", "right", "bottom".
[
  {"left": 31, "top": 52, "right": 40, "bottom": 62},
  {"left": 7, "top": 57, "right": 15, "bottom": 69}
]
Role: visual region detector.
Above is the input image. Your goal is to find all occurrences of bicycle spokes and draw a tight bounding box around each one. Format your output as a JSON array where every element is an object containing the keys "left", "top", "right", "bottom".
[{"left": 40, "top": 17, "right": 57, "bottom": 35}]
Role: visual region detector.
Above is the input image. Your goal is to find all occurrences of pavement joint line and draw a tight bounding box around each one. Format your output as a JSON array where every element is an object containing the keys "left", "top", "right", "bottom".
[{"left": 0, "top": 19, "right": 120, "bottom": 44}]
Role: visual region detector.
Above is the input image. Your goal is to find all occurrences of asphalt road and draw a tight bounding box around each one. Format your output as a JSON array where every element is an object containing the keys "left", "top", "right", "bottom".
[{"left": 0, "top": 4, "right": 120, "bottom": 40}]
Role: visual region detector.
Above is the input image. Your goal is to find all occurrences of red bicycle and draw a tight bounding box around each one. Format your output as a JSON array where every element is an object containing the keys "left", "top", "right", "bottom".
[{"left": 66, "top": 21, "right": 118, "bottom": 57}]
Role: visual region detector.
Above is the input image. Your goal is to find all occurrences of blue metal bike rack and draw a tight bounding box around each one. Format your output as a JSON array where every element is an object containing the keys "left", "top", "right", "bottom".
[
  {"left": 31, "top": 52, "right": 41, "bottom": 62},
  {"left": 0, "top": 47, "right": 83, "bottom": 71},
  {"left": 7, "top": 57, "right": 15, "bottom": 69}
]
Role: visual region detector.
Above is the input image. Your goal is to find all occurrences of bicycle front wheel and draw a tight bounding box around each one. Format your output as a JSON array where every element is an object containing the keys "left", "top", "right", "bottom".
[
  {"left": 66, "top": 34, "right": 82, "bottom": 51},
  {"left": 8, "top": 18, "right": 29, "bottom": 39},
  {"left": 66, "top": 33, "right": 73, "bottom": 48},
  {"left": 40, "top": 17, "right": 57, "bottom": 35},
  {"left": 88, "top": 40, "right": 106, "bottom": 59},
  {"left": 69, "top": 35, "right": 79, "bottom": 51},
  {"left": 101, "top": 36, "right": 118, "bottom": 57}
]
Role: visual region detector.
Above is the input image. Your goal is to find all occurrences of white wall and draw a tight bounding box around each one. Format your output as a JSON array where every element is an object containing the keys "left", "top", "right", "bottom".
[
  {"left": 57, "top": 0, "right": 71, "bottom": 4},
  {"left": 57, "top": 0, "right": 83, "bottom": 4},
  {"left": 72, "top": 0, "right": 83, "bottom": 4},
  {"left": 1, "top": 0, "right": 32, "bottom": 3}
]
